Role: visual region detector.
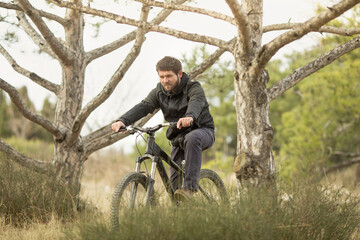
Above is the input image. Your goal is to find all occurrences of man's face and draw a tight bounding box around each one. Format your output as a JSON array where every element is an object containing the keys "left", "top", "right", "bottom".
[{"left": 158, "top": 70, "right": 182, "bottom": 92}]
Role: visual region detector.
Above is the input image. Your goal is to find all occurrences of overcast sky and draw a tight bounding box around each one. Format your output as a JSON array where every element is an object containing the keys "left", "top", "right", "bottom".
[{"left": 0, "top": 0, "right": 339, "bottom": 152}]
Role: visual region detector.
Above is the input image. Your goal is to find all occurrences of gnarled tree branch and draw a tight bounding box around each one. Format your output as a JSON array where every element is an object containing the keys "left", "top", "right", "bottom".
[
  {"left": 49, "top": 0, "right": 231, "bottom": 50},
  {"left": 324, "top": 156, "right": 360, "bottom": 175},
  {"left": 188, "top": 38, "right": 235, "bottom": 79},
  {"left": 134, "top": 0, "right": 235, "bottom": 25},
  {"left": 267, "top": 35, "right": 360, "bottom": 101},
  {"left": 252, "top": 0, "right": 360, "bottom": 79},
  {"left": 0, "top": 43, "right": 60, "bottom": 94},
  {"left": 0, "top": 77, "right": 65, "bottom": 140},
  {"left": 16, "top": 11, "right": 58, "bottom": 59},
  {"left": 264, "top": 22, "right": 360, "bottom": 36},
  {"left": 84, "top": 109, "right": 159, "bottom": 157},
  {"left": 225, "top": 0, "right": 252, "bottom": 56},
  {"left": 16, "top": 0, "right": 73, "bottom": 65},
  {"left": 84, "top": 0, "right": 188, "bottom": 64},
  {"left": 0, "top": 139, "right": 52, "bottom": 175},
  {"left": 0, "top": 1, "right": 68, "bottom": 26},
  {"left": 66, "top": 4, "right": 151, "bottom": 145}
]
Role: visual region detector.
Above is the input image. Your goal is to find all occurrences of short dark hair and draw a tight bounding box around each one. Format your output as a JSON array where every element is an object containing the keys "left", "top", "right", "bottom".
[{"left": 156, "top": 56, "right": 182, "bottom": 74}]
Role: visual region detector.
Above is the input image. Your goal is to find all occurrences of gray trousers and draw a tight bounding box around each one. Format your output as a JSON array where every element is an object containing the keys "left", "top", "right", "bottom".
[{"left": 170, "top": 128, "right": 215, "bottom": 191}]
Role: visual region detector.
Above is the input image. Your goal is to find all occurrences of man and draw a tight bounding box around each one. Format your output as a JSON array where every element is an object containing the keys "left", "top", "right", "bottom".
[{"left": 112, "top": 56, "right": 214, "bottom": 201}]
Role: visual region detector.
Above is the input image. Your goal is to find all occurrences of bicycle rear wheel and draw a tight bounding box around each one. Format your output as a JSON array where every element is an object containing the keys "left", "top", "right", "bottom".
[
  {"left": 196, "top": 169, "right": 227, "bottom": 204},
  {"left": 110, "top": 172, "right": 150, "bottom": 229}
]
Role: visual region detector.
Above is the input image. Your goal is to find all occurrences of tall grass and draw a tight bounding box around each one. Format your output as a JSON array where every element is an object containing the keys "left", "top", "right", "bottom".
[
  {"left": 68, "top": 181, "right": 360, "bottom": 240},
  {"left": 0, "top": 154, "right": 76, "bottom": 226}
]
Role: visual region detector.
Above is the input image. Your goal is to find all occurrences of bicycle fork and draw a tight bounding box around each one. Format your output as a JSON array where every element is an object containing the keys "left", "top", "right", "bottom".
[{"left": 145, "top": 159, "right": 156, "bottom": 205}]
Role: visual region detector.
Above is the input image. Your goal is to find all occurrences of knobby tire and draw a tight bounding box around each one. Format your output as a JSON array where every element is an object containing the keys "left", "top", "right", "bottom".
[{"left": 110, "top": 172, "right": 148, "bottom": 230}]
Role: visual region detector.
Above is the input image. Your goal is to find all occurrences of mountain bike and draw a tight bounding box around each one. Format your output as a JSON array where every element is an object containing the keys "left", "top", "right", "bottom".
[{"left": 110, "top": 122, "right": 227, "bottom": 229}]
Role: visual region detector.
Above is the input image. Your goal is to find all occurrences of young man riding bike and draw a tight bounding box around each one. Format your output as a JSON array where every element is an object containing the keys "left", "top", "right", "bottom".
[{"left": 112, "top": 56, "right": 215, "bottom": 201}]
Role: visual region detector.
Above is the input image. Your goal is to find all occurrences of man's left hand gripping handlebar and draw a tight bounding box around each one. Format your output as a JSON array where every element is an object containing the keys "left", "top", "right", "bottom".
[{"left": 112, "top": 121, "right": 126, "bottom": 132}]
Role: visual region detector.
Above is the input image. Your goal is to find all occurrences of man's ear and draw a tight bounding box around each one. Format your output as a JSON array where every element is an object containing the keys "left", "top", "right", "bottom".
[{"left": 178, "top": 70, "right": 183, "bottom": 78}]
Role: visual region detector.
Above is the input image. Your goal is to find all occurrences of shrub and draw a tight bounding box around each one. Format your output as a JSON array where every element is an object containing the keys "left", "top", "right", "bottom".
[
  {"left": 67, "top": 181, "right": 360, "bottom": 240},
  {"left": 0, "top": 154, "right": 75, "bottom": 226}
]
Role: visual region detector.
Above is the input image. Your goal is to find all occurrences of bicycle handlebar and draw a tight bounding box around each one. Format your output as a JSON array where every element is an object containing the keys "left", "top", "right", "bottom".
[{"left": 118, "top": 122, "right": 177, "bottom": 135}]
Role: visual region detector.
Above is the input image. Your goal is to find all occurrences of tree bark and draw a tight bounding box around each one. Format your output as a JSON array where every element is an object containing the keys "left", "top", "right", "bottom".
[
  {"left": 51, "top": 2, "right": 86, "bottom": 195},
  {"left": 231, "top": 0, "right": 275, "bottom": 184}
]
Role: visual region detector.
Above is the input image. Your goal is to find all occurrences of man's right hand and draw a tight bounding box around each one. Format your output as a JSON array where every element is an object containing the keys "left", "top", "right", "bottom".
[{"left": 112, "top": 121, "right": 125, "bottom": 132}]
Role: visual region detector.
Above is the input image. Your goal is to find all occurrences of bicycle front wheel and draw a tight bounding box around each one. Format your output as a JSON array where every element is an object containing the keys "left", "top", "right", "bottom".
[
  {"left": 110, "top": 172, "right": 149, "bottom": 229},
  {"left": 196, "top": 169, "right": 227, "bottom": 204}
]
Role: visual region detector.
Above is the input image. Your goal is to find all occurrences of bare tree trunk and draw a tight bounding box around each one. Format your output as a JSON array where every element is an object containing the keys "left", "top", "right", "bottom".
[
  {"left": 52, "top": 4, "right": 86, "bottom": 198},
  {"left": 233, "top": 66, "right": 275, "bottom": 183},
  {"left": 231, "top": 0, "right": 275, "bottom": 184}
]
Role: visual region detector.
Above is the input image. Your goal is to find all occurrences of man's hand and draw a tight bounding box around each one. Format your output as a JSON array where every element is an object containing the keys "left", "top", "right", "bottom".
[
  {"left": 112, "top": 121, "right": 125, "bottom": 132},
  {"left": 177, "top": 116, "right": 193, "bottom": 129}
]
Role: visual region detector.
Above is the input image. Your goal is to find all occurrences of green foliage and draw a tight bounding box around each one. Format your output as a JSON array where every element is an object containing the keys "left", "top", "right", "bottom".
[
  {"left": 270, "top": 25, "right": 360, "bottom": 182},
  {"left": 0, "top": 154, "right": 75, "bottom": 226},
  {"left": 202, "top": 152, "right": 234, "bottom": 177},
  {"left": 67, "top": 181, "right": 360, "bottom": 240}
]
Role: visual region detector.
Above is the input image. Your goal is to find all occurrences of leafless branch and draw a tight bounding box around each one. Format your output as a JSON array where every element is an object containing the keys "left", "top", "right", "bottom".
[
  {"left": 331, "top": 151, "right": 360, "bottom": 158},
  {"left": 67, "top": 4, "right": 151, "bottom": 145},
  {"left": 0, "top": 139, "right": 52, "bottom": 175},
  {"left": 134, "top": 0, "right": 235, "bottom": 25},
  {"left": 16, "top": 11, "right": 58, "bottom": 59},
  {"left": 84, "top": 110, "right": 159, "bottom": 157},
  {"left": 253, "top": 0, "right": 360, "bottom": 79},
  {"left": 318, "top": 25, "right": 360, "bottom": 35},
  {"left": 0, "top": 43, "right": 60, "bottom": 94},
  {"left": 188, "top": 38, "right": 235, "bottom": 79},
  {"left": 85, "top": 0, "right": 188, "bottom": 64},
  {"left": 0, "top": 77, "right": 65, "bottom": 140},
  {"left": 0, "top": 1, "right": 68, "bottom": 26},
  {"left": 324, "top": 156, "right": 360, "bottom": 175},
  {"left": 16, "top": 0, "right": 73, "bottom": 65},
  {"left": 49, "top": 0, "right": 231, "bottom": 50},
  {"left": 225, "top": 0, "right": 252, "bottom": 56},
  {"left": 267, "top": 35, "right": 360, "bottom": 101},
  {"left": 264, "top": 22, "right": 360, "bottom": 36}
]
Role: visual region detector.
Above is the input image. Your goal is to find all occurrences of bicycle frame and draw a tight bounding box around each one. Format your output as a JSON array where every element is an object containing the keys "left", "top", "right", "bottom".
[{"left": 134, "top": 128, "right": 184, "bottom": 203}]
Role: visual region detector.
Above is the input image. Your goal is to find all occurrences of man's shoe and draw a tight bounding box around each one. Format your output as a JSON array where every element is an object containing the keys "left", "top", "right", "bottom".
[{"left": 174, "top": 188, "right": 194, "bottom": 202}]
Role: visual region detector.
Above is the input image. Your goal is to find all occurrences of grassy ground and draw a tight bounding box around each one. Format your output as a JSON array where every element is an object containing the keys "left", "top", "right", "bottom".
[
  {"left": 1, "top": 148, "right": 360, "bottom": 239},
  {"left": 66, "top": 182, "right": 360, "bottom": 240},
  {"left": 0, "top": 216, "right": 65, "bottom": 240}
]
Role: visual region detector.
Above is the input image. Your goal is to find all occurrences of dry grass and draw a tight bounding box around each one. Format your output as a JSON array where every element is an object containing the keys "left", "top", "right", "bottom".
[
  {"left": 0, "top": 216, "right": 65, "bottom": 240},
  {"left": 1, "top": 146, "right": 360, "bottom": 239},
  {"left": 81, "top": 148, "right": 139, "bottom": 212}
]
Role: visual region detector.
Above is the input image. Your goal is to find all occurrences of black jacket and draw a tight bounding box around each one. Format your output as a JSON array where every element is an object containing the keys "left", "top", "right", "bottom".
[{"left": 119, "top": 73, "right": 214, "bottom": 139}]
